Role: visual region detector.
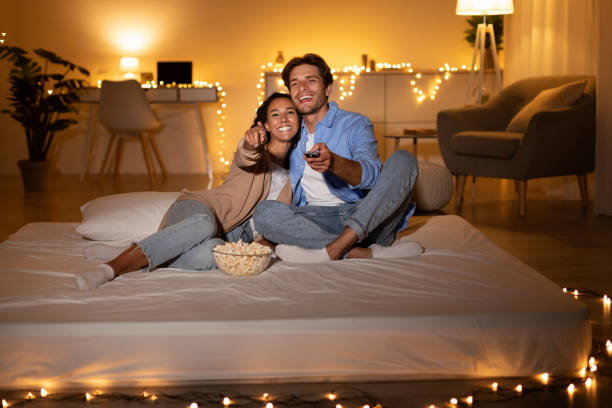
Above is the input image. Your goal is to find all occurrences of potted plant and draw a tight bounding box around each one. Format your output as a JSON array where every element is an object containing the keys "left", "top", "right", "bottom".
[
  {"left": 464, "top": 15, "right": 504, "bottom": 69},
  {"left": 0, "top": 45, "right": 89, "bottom": 191}
]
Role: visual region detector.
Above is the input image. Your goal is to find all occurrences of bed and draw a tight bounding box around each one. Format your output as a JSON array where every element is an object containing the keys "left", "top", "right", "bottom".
[{"left": 0, "top": 195, "right": 590, "bottom": 389}]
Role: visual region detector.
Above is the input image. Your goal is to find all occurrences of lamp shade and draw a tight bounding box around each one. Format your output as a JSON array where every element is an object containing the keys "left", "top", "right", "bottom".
[{"left": 456, "top": 0, "right": 514, "bottom": 15}]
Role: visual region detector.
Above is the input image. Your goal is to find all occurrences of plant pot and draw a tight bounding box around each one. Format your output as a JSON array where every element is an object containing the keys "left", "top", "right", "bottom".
[{"left": 17, "top": 159, "right": 52, "bottom": 192}]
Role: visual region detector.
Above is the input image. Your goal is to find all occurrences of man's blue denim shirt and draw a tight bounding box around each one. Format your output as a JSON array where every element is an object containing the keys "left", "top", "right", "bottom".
[{"left": 289, "top": 102, "right": 382, "bottom": 206}]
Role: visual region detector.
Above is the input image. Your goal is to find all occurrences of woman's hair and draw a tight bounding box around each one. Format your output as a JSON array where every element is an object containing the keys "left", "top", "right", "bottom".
[
  {"left": 252, "top": 92, "right": 301, "bottom": 146},
  {"left": 281, "top": 53, "right": 333, "bottom": 90}
]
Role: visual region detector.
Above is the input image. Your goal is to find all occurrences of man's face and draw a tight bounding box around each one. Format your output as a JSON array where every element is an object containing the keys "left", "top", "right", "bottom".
[{"left": 288, "top": 64, "right": 331, "bottom": 116}]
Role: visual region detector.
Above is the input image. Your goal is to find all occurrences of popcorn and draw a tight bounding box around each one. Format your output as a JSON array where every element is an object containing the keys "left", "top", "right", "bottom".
[{"left": 213, "top": 240, "right": 272, "bottom": 276}]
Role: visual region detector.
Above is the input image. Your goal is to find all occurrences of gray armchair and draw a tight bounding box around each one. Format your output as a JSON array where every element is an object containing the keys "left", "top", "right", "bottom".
[{"left": 437, "top": 75, "right": 596, "bottom": 215}]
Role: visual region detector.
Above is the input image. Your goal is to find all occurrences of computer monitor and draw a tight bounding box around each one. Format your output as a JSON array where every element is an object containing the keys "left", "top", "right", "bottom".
[{"left": 157, "top": 61, "right": 192, "bottom": 85}]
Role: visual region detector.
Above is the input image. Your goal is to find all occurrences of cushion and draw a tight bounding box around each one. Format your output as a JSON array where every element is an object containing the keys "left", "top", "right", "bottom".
[
  {"left": 413, "top": 162, "right": 453, "bottom": 211},
  {"left": 506, "top": 80, "right": 587, "bottom": 132},
  {"left": 76, "top": 192, "right": 180, "bottom": 242},
  {"left": 450, "top": 131, "right": 524, "bottom": 159}
]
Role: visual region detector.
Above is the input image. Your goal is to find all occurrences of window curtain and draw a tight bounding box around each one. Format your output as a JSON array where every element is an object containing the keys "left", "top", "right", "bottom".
[{"left": 505, "top": 0, "right": 612, "bottom": 215}]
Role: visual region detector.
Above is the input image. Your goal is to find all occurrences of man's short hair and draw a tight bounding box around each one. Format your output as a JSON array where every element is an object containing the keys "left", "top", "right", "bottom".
[{"left": 282, "top": 53, "right": 333, "bottom": 90}]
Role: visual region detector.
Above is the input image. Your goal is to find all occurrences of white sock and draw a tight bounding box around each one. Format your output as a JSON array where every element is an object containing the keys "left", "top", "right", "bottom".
[
  {"left": 84, "top": 243, "right": 131, "bottom": 262},
  {"left": 275, "top": 244, "right": 331, "bottom": 263},
  {"left": 75, "top": 264, "right": 115, "bottom": 291},
  {"left": 370, "top": 241, "right": 425, "bottom": 259}
]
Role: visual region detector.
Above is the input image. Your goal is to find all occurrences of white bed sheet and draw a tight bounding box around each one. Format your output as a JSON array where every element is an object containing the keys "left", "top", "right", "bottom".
[{"left": 0, "top": 215, "right": 590, "bottom": 388}]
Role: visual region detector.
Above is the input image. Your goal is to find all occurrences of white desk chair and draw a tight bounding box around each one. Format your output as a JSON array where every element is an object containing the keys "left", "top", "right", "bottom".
[{"left": 98, "top": 79, "right": 167, "bottom": 184}]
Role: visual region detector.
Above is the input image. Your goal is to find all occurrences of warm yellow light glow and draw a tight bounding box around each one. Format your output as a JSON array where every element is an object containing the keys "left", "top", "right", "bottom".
[
  {"left": 491, "top": 382, "right": 498, "bottom": 391},
  {"left": 456, "top": 0, "right": 514, "bottom": 15},
  {"left": 151, "top": 394, "right": 158, "bottom": 401},
  {"left": 116, "top": 32, "right": 146, "bottom": 52},
  {"left": 538, "top": 372, "right": 549, "bottom": 384},
  {"left": 416, "top": 73, "right": 422, "bottom": 79},
  {"left": 85, "top": 392, "right": 93, "bottom": 401},
  {"left": 40, "top": 388, "right": 48, "bottom": 397},
  {"left": 26, "top": 393, "right": 34, "bottom": 400},
  {"left": 222, "top": 397, "right": 231, "bottom": 406},
  {"left": 590, "top": 364, "right": 597, "bottom": 372},
  {"left": 514, "top": 384, "right": 522, "bottom": 393},
  {"left": 606, "top": 339, "right": 612, "bottom": 353},
  {"left": 580, "top": 367, "right": 587, "bottom": 377},
  {"left": 573, "top": 289, "right": 579, "bottom": 296},
  {"left": 586, "top": 377, "right": 593, "bottom": 387},
  {"left": 120, "top": 56, "right": 139, "bottom": 71},
  {"left": 589, "top": 357, "right": 595, "bottom": 366},
  {"left": 189, "top": 403, "right": 198, "bottom": 408},
  {"left": 450, "top": 397, "right": 458, "bottom": 405},
  {"left": 327, "top": 393, "right": 337, "bottom": 401},
  {"left": 465, "top": 395, "right": 474, "bottom": 405},
  {"left": 567, "top": 383, "right": 575, "bottom": 394},
  {"left": 1, "top": 399, "right": 7, "bottom": 408},
  {"left": 335, "top": 404, "right": 343, "bottom": 408},
  {"left": 266, "top": 403, "right": 273, "bottom": 408}
]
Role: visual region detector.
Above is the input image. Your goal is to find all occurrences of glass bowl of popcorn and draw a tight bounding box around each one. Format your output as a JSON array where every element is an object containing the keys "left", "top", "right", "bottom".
[{"left": 212, "top": 240, "right": 273, "bottom": 277}]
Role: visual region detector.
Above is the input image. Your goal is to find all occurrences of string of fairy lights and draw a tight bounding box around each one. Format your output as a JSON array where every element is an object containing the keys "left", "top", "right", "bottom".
[
  {"left": 1, "top": 285, "right": 610, "bottom": 407},
  {"left": 257, "top": 60, "right": 470, "bottom": 108}
]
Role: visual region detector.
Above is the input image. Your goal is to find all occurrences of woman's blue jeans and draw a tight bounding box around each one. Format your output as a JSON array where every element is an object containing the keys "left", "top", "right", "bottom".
[
  {"left": 137, "top": 199, "right": 253, "bottom": 271},
  {"left": 252, "top": 149, "right": 418, "bottom": 249}
]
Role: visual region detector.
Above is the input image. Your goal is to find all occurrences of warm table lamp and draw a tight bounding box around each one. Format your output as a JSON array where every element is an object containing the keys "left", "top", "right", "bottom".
[{"left": 456, "top": 0, "right": 514, "bottom": 104}]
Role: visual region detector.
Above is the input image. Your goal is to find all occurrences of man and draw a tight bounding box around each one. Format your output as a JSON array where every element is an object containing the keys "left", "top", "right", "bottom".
[{"left": 252, "top": 53, "right": 422, "bottom": 262}]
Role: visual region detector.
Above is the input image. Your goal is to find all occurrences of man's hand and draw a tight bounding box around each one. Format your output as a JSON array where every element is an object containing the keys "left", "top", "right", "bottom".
[
  {"left": 243, "top": 122, "right": 267, "bottom": 150},
  {"left": 305, "top": 142, "right": 362, "bottom": 186},
  {"left": 304, "top": 142, "right": 333, "bottom": 173}
]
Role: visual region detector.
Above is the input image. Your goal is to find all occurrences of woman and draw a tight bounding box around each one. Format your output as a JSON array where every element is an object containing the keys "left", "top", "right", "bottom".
[{"left": 77, "top": 93, "right": 300, "bottom": 290}]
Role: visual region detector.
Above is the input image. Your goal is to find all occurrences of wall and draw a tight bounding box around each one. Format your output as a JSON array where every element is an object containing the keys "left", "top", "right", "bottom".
[
  {"left": 0, "top": 0, "right": 474, "bottom": 176},
  {"left": 595, "top": 0, "right": 612, "bottom": 215}
]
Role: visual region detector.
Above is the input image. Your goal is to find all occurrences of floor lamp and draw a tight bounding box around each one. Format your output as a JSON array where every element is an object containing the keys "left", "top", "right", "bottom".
[{"left": 456, "top": 0, "right": 514, "bottom": 105}]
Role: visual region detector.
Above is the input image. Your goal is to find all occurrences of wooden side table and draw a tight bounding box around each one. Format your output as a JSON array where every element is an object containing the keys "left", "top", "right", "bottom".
[{"left": 384, "top": 128, "right": 437, "bottom": 157}]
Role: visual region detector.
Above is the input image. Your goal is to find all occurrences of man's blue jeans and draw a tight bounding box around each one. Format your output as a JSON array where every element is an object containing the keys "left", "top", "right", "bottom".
[
  {"left": 252, "top": 149, "right": 418, "bottom": 249},
  {"left": 137, "top": 199, "right": 253, "bottom": 271}
]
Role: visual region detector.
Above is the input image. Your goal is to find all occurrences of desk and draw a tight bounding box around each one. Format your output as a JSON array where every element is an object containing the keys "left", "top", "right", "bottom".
[
  {"left": 78, "top": 87, "right": 218, "bottom": 181},
  {"left": 384, "top": 128, "right": 437, "bottom": 157}
]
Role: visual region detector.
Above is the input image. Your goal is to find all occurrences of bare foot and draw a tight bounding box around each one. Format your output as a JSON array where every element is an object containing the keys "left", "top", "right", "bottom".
[{"left": 346, "top": 247, "right": 373, "bottom": 259}]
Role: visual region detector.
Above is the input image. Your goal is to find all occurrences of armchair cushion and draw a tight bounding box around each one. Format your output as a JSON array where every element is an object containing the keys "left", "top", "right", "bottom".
[
  {"left": 450, "top": 131, "right": 524, "bottom": 159},
  {"left": 505, "top": 80, "right": 587, "bottom": 132}
]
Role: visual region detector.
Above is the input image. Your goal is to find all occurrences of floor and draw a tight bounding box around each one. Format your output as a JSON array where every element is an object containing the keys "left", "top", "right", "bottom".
[{"left": 1, "top": 173, "right": 611, "bottom": 407}]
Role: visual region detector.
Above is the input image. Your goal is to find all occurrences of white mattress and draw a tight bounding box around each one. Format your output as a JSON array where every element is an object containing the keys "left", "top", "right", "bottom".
[{"left": 0, "top": 215, "right": 590, "bottom": 388}]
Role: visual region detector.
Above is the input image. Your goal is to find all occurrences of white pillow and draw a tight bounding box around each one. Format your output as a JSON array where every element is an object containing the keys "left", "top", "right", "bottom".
[{"left": 76, "top": 192, "right": 180, "bottom": 243}]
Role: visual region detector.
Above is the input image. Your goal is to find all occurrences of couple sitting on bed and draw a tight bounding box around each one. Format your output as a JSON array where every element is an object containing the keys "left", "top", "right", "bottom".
[{"left": 76, "top": 53, "right": 423, "bottom": 290}]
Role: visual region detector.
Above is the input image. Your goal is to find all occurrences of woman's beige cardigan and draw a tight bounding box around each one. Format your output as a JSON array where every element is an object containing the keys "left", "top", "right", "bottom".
[{"left": 169, "top": 138, "right": 292, "bottom": 233}]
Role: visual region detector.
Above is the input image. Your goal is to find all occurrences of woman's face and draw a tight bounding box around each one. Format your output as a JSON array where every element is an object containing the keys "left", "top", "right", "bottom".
[{"left": 264, "top": 97, "right": 299, "bottom": 143}]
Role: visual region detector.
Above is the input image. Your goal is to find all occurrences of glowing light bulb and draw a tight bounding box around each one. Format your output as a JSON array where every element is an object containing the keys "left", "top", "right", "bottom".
[
  {"left": 327, "top": 393, "right": 337, "bottom": 401},
  {"left": 41, "top": 388, "right": 48, "bottom": 397},
  {"left": 450, "top": 397, "right": 458, "bottom": 405},
  {"left": 189, "top": 403, "right": 198, "bottom": 408},
  {"left": 465, "top": 395, "right": 473, "bottom": 405},
  {"left": 573, "top": 289, "right": 579, "bottom": 296},
  {"left": 539, "top": 373, "right": 549, "bottom": 384},
  {"left": 335, "top": 404, "right": 343, "bottom": 408},
  {"left": 416, "top": 73, "right": 422, "bottom": 79},
  {"left": 563, "top": 287, "right": 568, "bottom": 293},
  {"left": 222, "top": 397, "right": 231, "bottom": 406},
  {"left": 491, "top": 382, "right": 498, "bottom": 391},
  {"left": 586, "top": 377, "right": 593, "bottom": 387},
  {"left": 2, "top": 399, "right": 7, "bottom": 408},
  {"left": 567, "top": 383, "right": 575, "bottom": 394},
  {"left": 606, "top": 339, "right": 612, "bottom": 353},
  {"left": 85, "top": 392, "right": 93, "bottom": 401},
  {"left": 589, "top": 357, "right": 595, "bottom": 367},
  {"left": 262, "top": 393, "right": 269, "bottom": 400},
  {"left": 514, "top": 384, "right": 522, "bottom": 393},
  {"left": 26, "top": 392, "right": 34, "bottom": 400},
  {"left": 266, "top": 403, "right": 273, "bottom": 408},
  {"left": 590, "top": 364, "right": 597, "bottom": 372},
  {"left": 151, "top": 394, "right": 158, "bottom": 401},
  {"left": 580, "top": 367, "right": 587, "bottom": 377}
]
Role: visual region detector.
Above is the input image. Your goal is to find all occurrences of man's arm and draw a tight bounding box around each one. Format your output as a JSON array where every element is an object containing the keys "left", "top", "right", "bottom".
[{"left": 305, "top": 143, "right": 362, "bottom": 186}]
